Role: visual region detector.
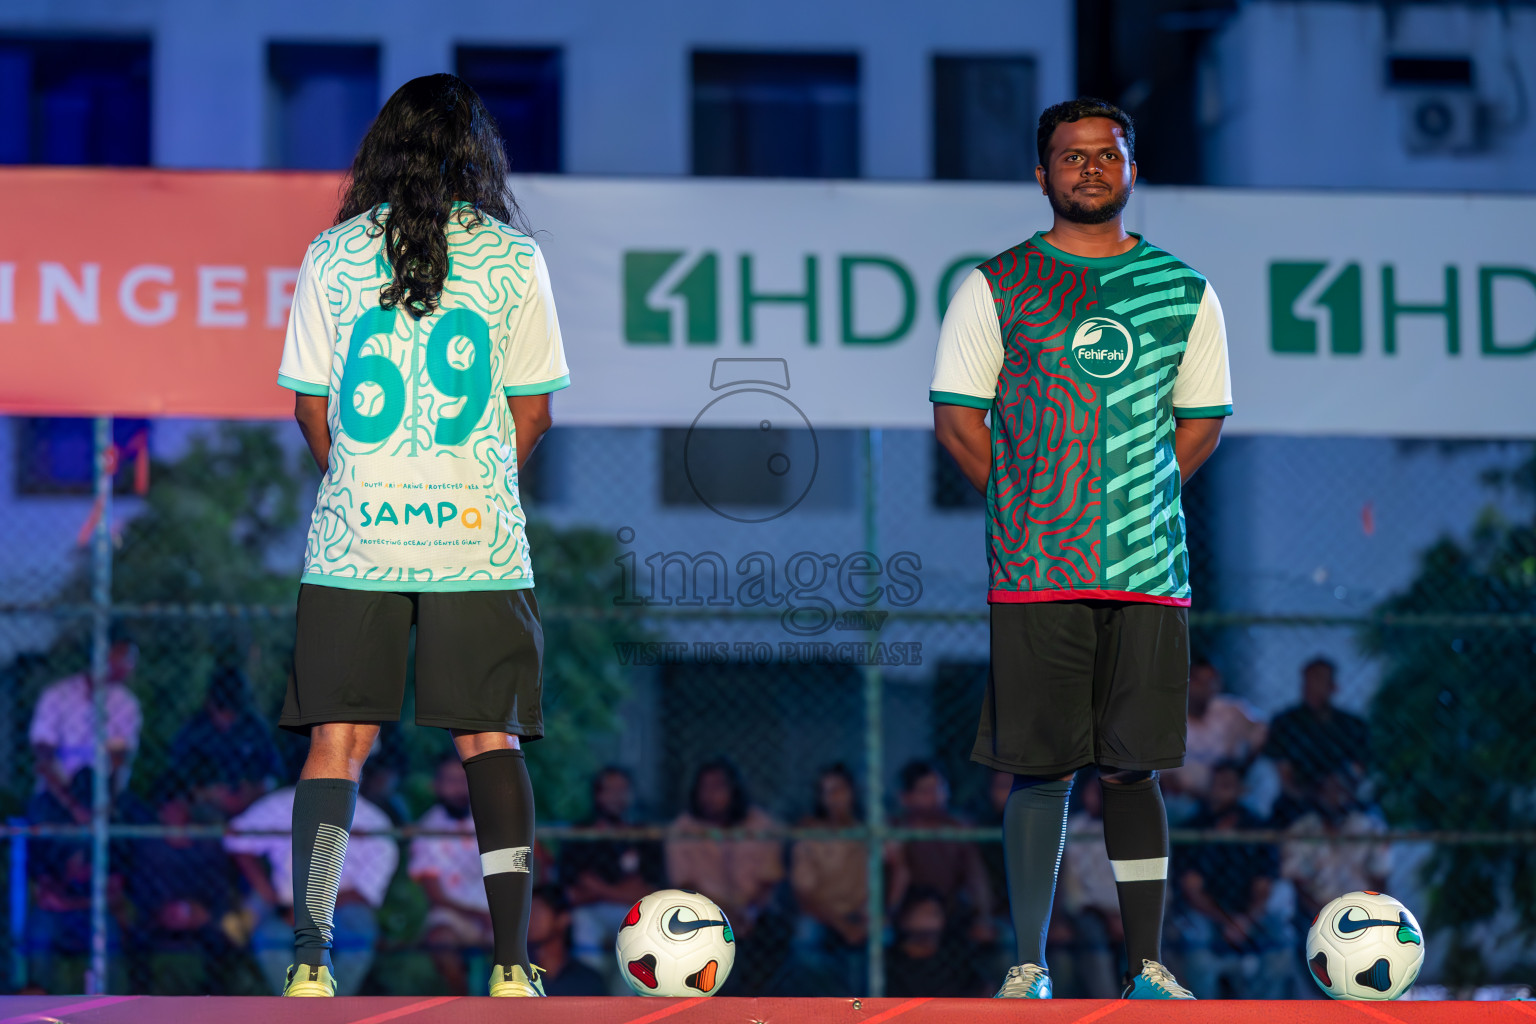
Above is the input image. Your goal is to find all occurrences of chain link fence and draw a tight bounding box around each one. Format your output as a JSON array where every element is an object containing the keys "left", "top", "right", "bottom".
[{"left": 0, "top": 417, "right": 1532, "bottom": 998}]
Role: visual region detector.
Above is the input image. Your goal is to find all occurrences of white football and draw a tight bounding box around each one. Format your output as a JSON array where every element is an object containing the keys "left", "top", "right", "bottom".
[
  {"left": 1306, "top": 890, "right": 1425, "bottom": 1000},
  {"left": 615, "top": 889, "right": 736, "bottom": 997}
]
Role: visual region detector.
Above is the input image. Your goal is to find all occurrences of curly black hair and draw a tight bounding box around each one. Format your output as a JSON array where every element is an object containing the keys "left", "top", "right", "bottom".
[
  {"left": 337, "top": 73, "right": 529, "bottom": 319},
  {"left": 1036, "top": 97, "right": 1136, "bottom": 165}
]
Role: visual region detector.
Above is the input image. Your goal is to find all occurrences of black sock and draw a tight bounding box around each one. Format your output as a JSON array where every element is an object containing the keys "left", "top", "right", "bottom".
[
  {"left": 464, "top": 748, "right": 535, "bottom": 970},
  {"left": 1100, "top": 774, "right": 1169, "bottom": 973},
  {"left": 1003, "top": 776, "right": 1073, "bottom": 968},
  {"left": 291, "top": 777, "right": 359, "bottom": 969}
]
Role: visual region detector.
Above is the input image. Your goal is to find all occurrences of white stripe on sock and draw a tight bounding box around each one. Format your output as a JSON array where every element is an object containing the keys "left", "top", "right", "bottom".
[
  {"left": 306, "top": 823, "right": 349, "bottom": 942},
  {"left": 481, "top": 846, "right": 531, "bottom": 876},
  {"left": 1110, "top": 856, "right": 1168, "bottom": 883}
]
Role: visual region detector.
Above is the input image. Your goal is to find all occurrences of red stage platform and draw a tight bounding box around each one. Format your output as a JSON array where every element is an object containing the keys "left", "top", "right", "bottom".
[{"left": 1, "top": 996, "right": 1533, "bottom": 1024}]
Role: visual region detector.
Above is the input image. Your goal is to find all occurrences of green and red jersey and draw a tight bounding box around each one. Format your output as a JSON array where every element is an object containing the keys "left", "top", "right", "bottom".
[{"left": 930, "top": 232, "right": 1232, "bottom": 606}]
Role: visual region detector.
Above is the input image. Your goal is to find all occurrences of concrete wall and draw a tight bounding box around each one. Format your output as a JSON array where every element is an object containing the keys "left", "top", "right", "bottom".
[{"left": 1204, "top": 1, "right": 1536, "bottom": 191}]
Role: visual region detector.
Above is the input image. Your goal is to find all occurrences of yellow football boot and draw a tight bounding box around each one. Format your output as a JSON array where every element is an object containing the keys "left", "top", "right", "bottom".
[
  {"left": 283, "top": 963, "right": 337, "bottom": 997},
  {"left": 489, "top": 963, "right": 546, "bottom": 997}
]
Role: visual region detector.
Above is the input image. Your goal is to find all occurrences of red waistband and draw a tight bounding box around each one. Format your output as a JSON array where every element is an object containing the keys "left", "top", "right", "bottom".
[{"left": 987, "top": 587, "right": 1191, "bottom": 607}]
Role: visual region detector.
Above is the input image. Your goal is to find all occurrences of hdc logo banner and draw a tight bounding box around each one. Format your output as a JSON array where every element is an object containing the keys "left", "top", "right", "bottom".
[
  {"left": 1136, "top": 187, "right": 1535, "bottom": 437},
  {"left": 0, "top": 170, "right": 1532, "bottom": 435},
  {"left": 1271, "top": 260, "right": 1536, "bottom": 358}
]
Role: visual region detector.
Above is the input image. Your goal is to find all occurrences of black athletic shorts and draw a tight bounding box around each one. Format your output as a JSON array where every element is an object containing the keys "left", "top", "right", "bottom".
[
  {"left": 972, "top": 600, "right": 1189, "bottom": 777},
  {"left": 281, "top": 584, "right": 544, "bottom": 738}
]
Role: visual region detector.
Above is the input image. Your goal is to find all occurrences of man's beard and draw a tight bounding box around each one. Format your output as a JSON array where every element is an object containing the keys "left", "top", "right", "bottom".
[
  {"left": 1047, "top": 183, "right": 1131, "bottom": 225},
  {"left": 443, "top": 799, "right": 472, "bottom": 820}
]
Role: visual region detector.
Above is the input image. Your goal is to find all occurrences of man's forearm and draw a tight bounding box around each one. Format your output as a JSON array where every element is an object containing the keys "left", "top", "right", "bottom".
[
  {"left": 933, "top": 406, "right": 992, "bottom": 493},
  {"left": 509, "top": 395, "right": 553, "bottom": 468},
  {"left": 513, "top": 419, "right": 549, "bottom": 468},
  {"left": 1181, "top": 874, "right": 1225, "bottom": 921},
  {"left": 1174, "top": 417, "right": 1223, "bottom": 483},
  {"left": 233, "top": 854, "right": 280, "bottom": 905},
  {"left": 297, "top": 418, "right": 330, "bottom": 472},
  {"left": 421, "top": 875, "right": 492, "bottom": 919},
  {"left": 34, "top": 746, "right": 68, "bottom": 792},
  {"left": 293, "top": 394, "right": 331, "bottom": 473}
]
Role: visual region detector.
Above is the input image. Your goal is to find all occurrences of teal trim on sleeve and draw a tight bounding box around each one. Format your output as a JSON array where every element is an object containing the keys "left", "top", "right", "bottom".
[
  {"left": 504, "top": 374, "right": 571, "bottom": 397},
  {"left": 1173, "top": 404, "right": 1233, "bottom": 419},
  {"left": 278, "top": 374, "right": 328, "bottom": 396},
  {"left": 929, "top": 390, "right": 992, "bottom": 410},
  {"left": 301, "top": 572, "right": 535, "bottom": 593}
]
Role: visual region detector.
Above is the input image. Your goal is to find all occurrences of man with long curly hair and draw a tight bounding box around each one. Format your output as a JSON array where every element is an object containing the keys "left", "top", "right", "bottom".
[{"left": 274, "top": 73, "right": 568, "bottom": 998}]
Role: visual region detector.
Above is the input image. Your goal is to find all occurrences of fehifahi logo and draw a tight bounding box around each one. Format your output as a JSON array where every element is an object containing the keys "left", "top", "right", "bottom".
[{"left": 1070, "top": 316, "right": 1135, "bottom": 379}]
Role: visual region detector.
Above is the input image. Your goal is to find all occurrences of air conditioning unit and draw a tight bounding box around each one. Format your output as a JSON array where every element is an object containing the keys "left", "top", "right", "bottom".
[
  {"left": 1399, "top": 91, "right": 1482, "bottom": 153},
  {"left": 1387, "top": 56, "right": 1486, "bottom": 155}
]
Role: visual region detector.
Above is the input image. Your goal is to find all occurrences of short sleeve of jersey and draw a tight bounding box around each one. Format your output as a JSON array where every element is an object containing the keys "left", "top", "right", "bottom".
[
  {"left": 276, "top": 244, "right": 334, "bottom": 396},
  {"left": 929, "top": 268, "right": 1003, "bottom": 410},
  {"left": 1171, "top": 285, "right": 1233, "bottom": 418},
  {"left": 502, "top": 245, "right": 571, "bottom": 397}
]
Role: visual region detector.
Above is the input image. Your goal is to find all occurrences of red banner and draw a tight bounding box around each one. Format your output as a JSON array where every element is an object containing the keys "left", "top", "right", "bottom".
[{"left": 0, "top": 167, "right": 341, "bottom": 417}]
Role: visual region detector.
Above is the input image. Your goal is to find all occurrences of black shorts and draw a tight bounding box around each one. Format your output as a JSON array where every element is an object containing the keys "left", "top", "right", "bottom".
[
  {"left": 972, "top": 600, "right": 1189, "bottom": 777},
  {"left": 281, "top": 584, "right": 544, "bottom": 738}
]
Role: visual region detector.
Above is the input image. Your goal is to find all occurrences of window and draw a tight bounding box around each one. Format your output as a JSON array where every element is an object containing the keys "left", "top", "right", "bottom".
[
  {"left": 661, "top": 426, "right": 815, "bottom": 508},
  {"left": 456, "top": 47, "right": 562, "bottom": 173},
  {"left": 0, "top": 36, "right": 151, "bottom": 165},
  {"left": 931, "top": 435, "right": 984, "bottom": 509},
  {"left": 267, "top": 43, "right": 379, "bottom": 170},
  {"left": 660, "top": 426, "right": 851, "bottom": 514},
  {"left": 15, "top": 418, "right": 152, "bottom": 496},
  {"left": 933, "top": 56, "right": 1037, "bottom": 181},
  {"left": 692, "top": 51, "right": 859, "bottom": 178}
]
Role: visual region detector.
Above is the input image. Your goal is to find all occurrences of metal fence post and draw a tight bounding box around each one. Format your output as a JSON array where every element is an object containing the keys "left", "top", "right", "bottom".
[
  {"left": 9, "top": 818, "right": 26, "bottom": 990},
  {"left": 88, "top": 415, "right": 114, "bottom": 994},
  {"left": 862, "top": 427, "right": 884, "bottom": 997}
]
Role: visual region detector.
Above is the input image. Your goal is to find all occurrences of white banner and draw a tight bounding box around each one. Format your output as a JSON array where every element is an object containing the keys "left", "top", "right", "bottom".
[{"left": 517, "top": 177, "right": 1536, "bottom": 437}]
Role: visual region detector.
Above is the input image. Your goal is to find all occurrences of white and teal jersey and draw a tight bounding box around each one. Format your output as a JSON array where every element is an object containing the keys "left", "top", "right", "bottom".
[{"left": 277, "top": 204, "right": 570, "bottom": 592}]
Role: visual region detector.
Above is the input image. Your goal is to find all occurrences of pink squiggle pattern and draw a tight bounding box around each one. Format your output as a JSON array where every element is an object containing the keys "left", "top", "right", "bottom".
[{"left": 983, "top": 244, "right": 1104, "bottom": 594}]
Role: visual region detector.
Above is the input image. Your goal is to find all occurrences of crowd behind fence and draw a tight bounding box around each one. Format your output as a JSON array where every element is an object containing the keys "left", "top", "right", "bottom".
[{"left": 0, "top": 418, "right": 1532, "bottom": 998}]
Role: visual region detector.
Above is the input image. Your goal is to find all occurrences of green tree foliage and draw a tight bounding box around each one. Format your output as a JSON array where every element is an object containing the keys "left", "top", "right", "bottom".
[
  {"left": 67, "top": 425, "right": 310, "bottom": 794},
  {"left": 519, "top": 521, "right": 650, "bottom": 822},
  {"left": 40, "top": 424, "right": 642, "bottom": 820},
  {"left": 1366, "top": 445, "right": 1536, "bottom": 981}
]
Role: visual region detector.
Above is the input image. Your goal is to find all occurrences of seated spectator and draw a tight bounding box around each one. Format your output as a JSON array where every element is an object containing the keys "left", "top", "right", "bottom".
[
  {"left": 529, "top": 885, "right": 606, "bottom": 996},
  {"left": 1264, "top": 657, "right": 1369, "bottom": 827},
  {"left": 1162, "top": 660, "right": 1267, "bottom": 816},
  {"left": 409, "top": 756, "right": 488, "bottom": 996},
  {"left": 790, "top": 764, "right": 872, "bottom": 995},
  {"left": 361, "top": 729, "right": 413, "bottom": 826},
  {"left": 976, "top": 770, "right": 1014, "bottom": 935},
  {"left": 25, "top": 768, "right": 147, "bottom": 993},
  {"left": 560, "top": 765, "right": 665, "bottom": 983},
  {"left": 887, "top": 761, "right": 992, "bottom": 945},
  {"left": 30, "top": 632, "right": 141, "bottom": 801},
  {"left": 1172, "top": 761, "right": 1292, "bottom": 999},
  {"left": 1281, "top": 770, "right": 1391, "bottom": 935},
  {"left": 167, "top": 666, "right": 282, "bottom": 819},
  {"left": 1054, "top": 774, "right": 1123, "bottom": 998},
  {"left": 883, "top": 886, "right": 986, "bottom": 998},
  {"left": 667, "top": 759, "right": 786, "bottom": 993},
  {"left": 124, "top": 782, "right": 238, "bottom": 993},
  {"left": 225, "top": 784, "right": 397, "bottom": 995},
  {"left": 666, "top": 758, "right": 783, "bottom": 938}
]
